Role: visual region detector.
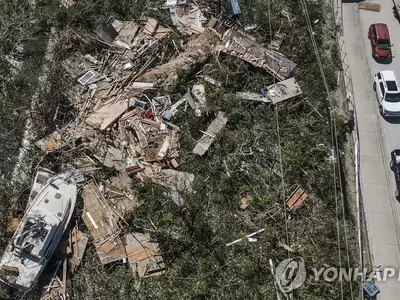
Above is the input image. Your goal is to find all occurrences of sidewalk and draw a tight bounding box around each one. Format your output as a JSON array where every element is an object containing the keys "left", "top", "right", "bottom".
[{"left": 342, "top": 3, "right": 400, "bottom": 299}]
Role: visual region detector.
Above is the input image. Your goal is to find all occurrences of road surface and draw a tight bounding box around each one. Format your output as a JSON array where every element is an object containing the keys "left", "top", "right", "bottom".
[{"left": 342, "top": 1, "right": 400, "bottom": 299}]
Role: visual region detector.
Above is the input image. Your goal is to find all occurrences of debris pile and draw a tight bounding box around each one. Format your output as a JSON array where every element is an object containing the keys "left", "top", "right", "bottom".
[{"left": 20, "top": 0, "right": 307, "bottom": 294}]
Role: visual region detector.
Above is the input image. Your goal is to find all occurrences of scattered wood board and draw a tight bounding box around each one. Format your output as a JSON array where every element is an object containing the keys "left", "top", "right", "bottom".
[
  {"left": 358, "top": 2, "right": 380, "bottom": 12},
  {"left": 193, "top": 112, "right": 228, "bottom": 156},
  {"left": 286, "top": 186, "right": 308, "bottom": 210}
]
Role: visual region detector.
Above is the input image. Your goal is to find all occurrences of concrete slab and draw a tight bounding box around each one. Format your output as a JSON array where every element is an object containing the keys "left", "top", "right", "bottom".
[
  {"left": 360, "top": 156, "right": 386, "bottom": 185},
  {"left": 363, "top": 184, "right": 392, "bottom": 214},
  {"left": 359, "top": 130, "right": 383, "bottom": 157},
  {"left": 368, "top": 213, "right": 397, "bottom": 245}
]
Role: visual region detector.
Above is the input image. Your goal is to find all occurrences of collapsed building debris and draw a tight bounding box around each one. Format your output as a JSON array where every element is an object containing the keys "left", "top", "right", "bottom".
[
  {"left": 216, "top": 29, "right": 297, "bottom": 81},
  {"left": 24, "top": 1, "right": 307, "bottom": 291},
  {"left": 193, "top": 112, "right": 228, "bottom": 156},
  {"left": 236, "top": 77, "right": 303, "bottom": 104}
]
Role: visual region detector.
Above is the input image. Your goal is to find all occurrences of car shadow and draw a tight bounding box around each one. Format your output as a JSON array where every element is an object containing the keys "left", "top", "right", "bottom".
[
  {"left": 374, "top": 57, "right": 393, "bottom": 65},
  {"left": 383, "top": 116, "right": 400, "bottom": 124}
]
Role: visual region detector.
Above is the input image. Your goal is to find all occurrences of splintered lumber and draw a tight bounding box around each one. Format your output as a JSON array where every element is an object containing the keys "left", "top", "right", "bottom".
[
  {"left": 193, "top": 112, "right": 228, "bottom": 156},
  {"left": 286, "top": 186, "right": 309, "bottom": 210},
  {"left": 358, "top": 2, "right": 380, "bottom": 12},
  {"left": 85, "top": 100, "right": 130, "bottom": 130}
]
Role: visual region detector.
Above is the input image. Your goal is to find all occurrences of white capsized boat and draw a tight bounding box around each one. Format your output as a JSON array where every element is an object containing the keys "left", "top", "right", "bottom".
[{"left": 0, "top": 169, "right": 77, "bottom": 290}]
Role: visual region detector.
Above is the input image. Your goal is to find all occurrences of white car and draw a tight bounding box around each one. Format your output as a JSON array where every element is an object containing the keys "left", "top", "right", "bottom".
[{"left": 373, "top": 71, "right": 400, "bottom": 117}]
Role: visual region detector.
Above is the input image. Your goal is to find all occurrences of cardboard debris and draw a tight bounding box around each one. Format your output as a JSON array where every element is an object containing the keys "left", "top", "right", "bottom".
[
  {"left": 216, "top": 29, "right": 297, "bottom": 81},
  {"left": 286, "top": 186, "right": 309, "bottom": 210},
  {"left": 35, "top": 131, "right": 65, "bottom": 152},
  {"left": 193, "top": 112, "right": 228, "bottom": 156}
]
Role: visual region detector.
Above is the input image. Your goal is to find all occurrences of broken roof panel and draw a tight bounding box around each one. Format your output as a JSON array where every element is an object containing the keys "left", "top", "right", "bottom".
[
  {"left": 267, "top": 77, "right": 302, "bottom": 104},
  {"left": 236, "top": 78, "right": 302, "bottom": 104},
  {"left": 217, "top": 29, "right": 297, "bottom": 81}
]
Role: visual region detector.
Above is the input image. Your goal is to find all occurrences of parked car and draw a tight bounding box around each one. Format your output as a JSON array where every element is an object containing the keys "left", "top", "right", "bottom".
[
  {"left": 368, "top": 23, "right": 392, "bottom": 60},
  {"left": 390, "top": 149, "right": 400, "bottom": 199},
  {"left": 373, "top": 71, "right": 400, "bottom": 117}
]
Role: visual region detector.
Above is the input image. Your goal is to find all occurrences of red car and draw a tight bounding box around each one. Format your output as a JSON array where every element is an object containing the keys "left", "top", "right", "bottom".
[{"left": 368, "top": 23, "right": 392, "bottom": 60}]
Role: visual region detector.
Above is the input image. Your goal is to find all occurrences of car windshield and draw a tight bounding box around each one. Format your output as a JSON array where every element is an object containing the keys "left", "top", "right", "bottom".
[
  {"left": 377, "top": 39, "right": 391, "bottom": 49},
  {"left": 385, "top": 93, "right": 400, "bottom": 102}
]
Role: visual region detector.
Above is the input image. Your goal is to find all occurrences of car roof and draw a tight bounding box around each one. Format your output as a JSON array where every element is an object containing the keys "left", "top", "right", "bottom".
[
  {"left": 381, "top": 70, "right": 397, "bottom": 81},
  {"left": 374, "top": 23, "right": 390, "bottom": 40}
]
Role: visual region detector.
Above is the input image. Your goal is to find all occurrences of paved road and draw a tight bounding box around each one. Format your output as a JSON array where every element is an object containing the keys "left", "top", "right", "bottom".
[{"left": 342, "top": 1, "right": 400, "bottom": 299}]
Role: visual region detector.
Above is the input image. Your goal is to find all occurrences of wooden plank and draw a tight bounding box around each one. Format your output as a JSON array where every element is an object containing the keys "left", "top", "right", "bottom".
[
  {"left": 193, "top": 112, "right": 228, "bottom": 156},
  {"left": 62, "top": 258, "right": 67, "bottom": 298},
  {"left": 358, "top": 2, "right": 380, "bottom": 12},
  {"left": 286, "top": 186, "right": 309, "bottom": 210}
]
